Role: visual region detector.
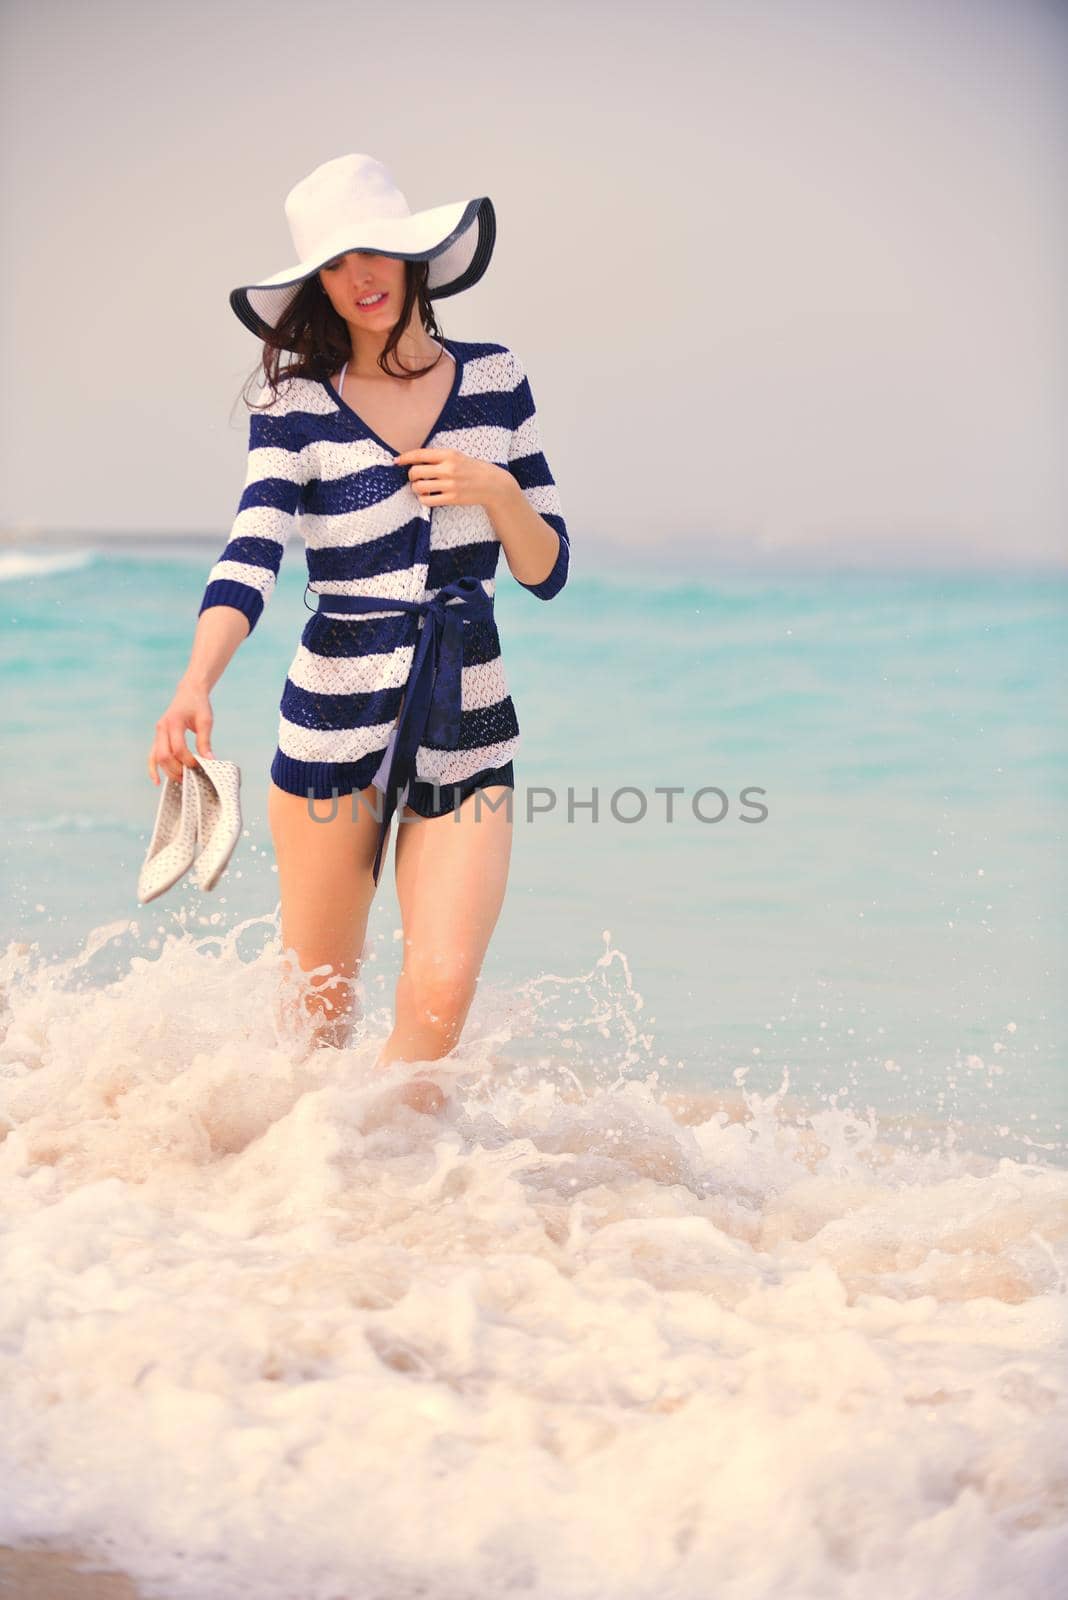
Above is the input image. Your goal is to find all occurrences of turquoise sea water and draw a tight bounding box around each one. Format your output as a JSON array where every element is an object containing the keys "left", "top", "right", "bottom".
[
  {"left": 3, "top": 539, "right": 1068, "bottom": 1599},
  {"left": 2, "top": 541, "right": 1064, "bottom": 1159}
]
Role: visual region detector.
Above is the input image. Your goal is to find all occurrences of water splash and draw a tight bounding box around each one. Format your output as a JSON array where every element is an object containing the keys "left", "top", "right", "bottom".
[{"left": 0, "top": 918, "right": 1066, "bottom": 1600}]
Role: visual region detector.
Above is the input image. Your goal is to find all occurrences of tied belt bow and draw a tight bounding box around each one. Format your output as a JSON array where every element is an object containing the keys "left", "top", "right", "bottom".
[{"left": 303, "top": 578, "right": 494, "bottom": 885}]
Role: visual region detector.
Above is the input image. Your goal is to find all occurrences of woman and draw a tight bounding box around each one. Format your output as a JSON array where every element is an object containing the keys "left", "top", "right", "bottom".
[{"left": 147, "top": 154, "right": 570, "bottom": 1111}]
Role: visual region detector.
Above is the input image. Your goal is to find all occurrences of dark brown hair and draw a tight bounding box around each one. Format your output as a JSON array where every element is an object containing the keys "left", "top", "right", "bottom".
[{"left": 240, "top": 256, "right": 446, "bottom": 412}]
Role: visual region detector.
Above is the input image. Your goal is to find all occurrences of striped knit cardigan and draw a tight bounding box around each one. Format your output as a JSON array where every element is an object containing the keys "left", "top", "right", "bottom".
[{"left": 197, "top": 339, "right": 569, "bottom": 800}]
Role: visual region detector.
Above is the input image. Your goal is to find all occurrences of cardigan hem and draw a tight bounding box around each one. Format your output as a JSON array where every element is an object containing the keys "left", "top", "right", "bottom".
[
  {"left": 269, "top": 744, "right": 522, "bottom": 802},
  {"left": 270, "top": 748, "right": 384, "bottom": 800}
]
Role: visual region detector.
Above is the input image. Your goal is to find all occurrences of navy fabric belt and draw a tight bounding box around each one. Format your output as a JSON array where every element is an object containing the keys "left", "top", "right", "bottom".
[{"left": 303, "top": 578, "right": 495, "bottom": 885}]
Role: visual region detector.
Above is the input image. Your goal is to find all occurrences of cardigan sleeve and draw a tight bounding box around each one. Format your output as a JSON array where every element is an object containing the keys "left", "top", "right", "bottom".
[
  {"left": 506, "top": 349, "right": 570, "bottom": 600},
  {"left": 198, "top": 384, "right": 306, "bottom": 635}
]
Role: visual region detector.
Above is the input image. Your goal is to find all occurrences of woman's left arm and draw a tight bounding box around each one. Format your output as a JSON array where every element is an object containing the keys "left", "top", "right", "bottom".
[
  {"left": 493, "top": 349, "right": 570, "bottom": 599},
  {"left": 482, "top": 470, "right": 565, "bottom": 595},
  {"left": 395, "top": 348, "right": 571, "bottom": 601}
]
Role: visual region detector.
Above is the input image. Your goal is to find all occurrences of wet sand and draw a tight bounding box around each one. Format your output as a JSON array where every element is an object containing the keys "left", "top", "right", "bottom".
[{"left": 0, "top": 1545, "right": 145, "bottom": 1600}]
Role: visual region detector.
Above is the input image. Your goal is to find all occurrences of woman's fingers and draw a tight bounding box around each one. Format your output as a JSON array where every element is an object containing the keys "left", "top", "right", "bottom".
[
  {"left": 148, "top": 706, "right": 204, "bottom": 784},
  {"left": 194, "top": 706, "right": 214, "bottom": 759},
  {"left": 406, "top": 455, "right": 494, "bottom": 507},
  {"left": 149, "top": 719, "right": 181, "bottom": 784},
  {"left": 150, "top": 749, "right": 183, "bottom": 783},
  {"left": 168, "top": 717, "right": 199, "bottom": 771},
  {"left": 160, "top": 733, "right": 187, "bottom": 781}
]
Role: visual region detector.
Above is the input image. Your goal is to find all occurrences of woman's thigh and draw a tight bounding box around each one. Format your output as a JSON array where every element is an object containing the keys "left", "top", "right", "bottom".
[
  {"left": 267, "top": 779, "right": 386, "bottom": 1000},
  {"left": 393, "top": 783, "right": 514, "bottom": 993}
]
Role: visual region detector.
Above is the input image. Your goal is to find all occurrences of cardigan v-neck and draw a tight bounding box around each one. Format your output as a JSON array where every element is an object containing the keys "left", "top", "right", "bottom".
[
  {"left": 198, "top": 339, "right": 571, "bottom": 806},
  {"left": 322, "top": 337, "right": 462, "bottom": 458}
]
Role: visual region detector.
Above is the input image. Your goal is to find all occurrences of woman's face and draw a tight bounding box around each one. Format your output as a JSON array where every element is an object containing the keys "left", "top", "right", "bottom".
[{"left": 317, "top": 249, "right": 407, "bottom": 329}]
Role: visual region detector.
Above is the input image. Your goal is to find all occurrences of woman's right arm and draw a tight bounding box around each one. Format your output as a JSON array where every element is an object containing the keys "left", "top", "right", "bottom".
[
  {"left": 148, "top": 607, "right": 249, "bottom": 783},
  {"left": 147, "top": 385, "right": 306, "bottom": 784}
]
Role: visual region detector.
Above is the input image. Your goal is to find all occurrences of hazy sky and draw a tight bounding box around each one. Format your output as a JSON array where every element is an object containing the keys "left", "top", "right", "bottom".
[{"left": 1, "top": 0, "right": 1064, "bottom": 567}]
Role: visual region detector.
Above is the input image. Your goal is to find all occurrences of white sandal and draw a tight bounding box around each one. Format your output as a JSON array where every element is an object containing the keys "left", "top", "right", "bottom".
[
  {"left": 137, "top": 768, "right": 200, "bottom": 903},
  {"left": 187, "top": 757, "right": 242, "bottom": 892}
]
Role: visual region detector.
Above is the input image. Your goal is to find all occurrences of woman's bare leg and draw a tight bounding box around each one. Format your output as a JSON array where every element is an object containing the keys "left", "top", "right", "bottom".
[
  {"left": 378, "top": 784, "right": 514, "bottom": 1109},
  {"left": 267, "top": 779, "right": 386, "bottom": 1051}
]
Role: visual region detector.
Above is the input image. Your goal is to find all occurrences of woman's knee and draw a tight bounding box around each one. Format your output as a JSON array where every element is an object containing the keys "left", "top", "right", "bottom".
[{"left": 397, "top": 956, "right": 477, "bottom": 1035}]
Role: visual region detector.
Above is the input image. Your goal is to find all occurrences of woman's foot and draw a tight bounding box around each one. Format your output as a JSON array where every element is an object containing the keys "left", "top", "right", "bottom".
[
  {"left": 371, "top": 1049, "right": 448, "bottom": 1116},
  {"left": 359, "top": 1074, "right": 449, "bottom": 1131},
  {"left": 396, "top": 1079, "right": 447, "bottom": 1116}
]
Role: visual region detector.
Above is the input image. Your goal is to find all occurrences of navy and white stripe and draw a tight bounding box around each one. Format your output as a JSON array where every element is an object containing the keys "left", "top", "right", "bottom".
[{"left": 198, "top": 340, "right": 569, "bottom": 797}]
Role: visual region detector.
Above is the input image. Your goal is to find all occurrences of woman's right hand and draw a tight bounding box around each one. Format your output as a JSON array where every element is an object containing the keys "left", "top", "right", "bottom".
[{"left": 148, "top": 676, "right": 214, "bottom": 784}]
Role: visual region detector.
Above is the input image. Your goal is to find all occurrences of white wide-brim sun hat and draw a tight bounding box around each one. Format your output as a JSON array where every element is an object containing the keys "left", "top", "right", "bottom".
[{"left": 230, "top": 152, "right": 496, "bottom": 340}]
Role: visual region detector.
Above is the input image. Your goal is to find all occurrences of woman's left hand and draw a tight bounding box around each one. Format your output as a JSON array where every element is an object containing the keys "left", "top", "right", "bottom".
[{"left": 393, "top": 447, "right": 516, "bottom": 511}]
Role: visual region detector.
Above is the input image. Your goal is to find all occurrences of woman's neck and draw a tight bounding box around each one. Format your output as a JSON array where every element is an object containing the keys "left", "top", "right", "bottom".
[{"left": 345, "top": 329, "right": 443, "bottom": 378}]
